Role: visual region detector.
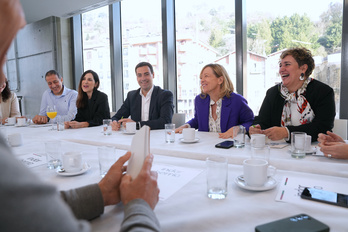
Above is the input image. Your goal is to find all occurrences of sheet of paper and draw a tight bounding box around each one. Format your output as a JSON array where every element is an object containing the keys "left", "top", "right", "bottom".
[
  {"left": 153, "top": 163, "right": 203, "bottom": 201},
  {"left": 275, "top": 176, "right": 346, "bottom": 203},
  {"left": 18, "top": 153, "right": 47, "bottom": 168}
]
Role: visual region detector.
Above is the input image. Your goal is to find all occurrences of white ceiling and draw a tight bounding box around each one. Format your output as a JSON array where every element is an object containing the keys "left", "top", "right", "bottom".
[{"left": 20, "top": 0, "right": 120, "bottom": 24}]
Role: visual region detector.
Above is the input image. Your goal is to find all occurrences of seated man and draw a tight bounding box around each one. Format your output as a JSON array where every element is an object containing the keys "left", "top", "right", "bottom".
[
  {"left": 111, "top": 62, "right": 174, "bottom": 130},
  {"left": 33, "top": 70, "right": 77, "bottom": 124}
]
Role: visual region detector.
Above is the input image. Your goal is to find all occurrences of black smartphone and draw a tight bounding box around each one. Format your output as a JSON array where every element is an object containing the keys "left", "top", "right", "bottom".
[
  {"left": 255, "top": 214, "right": 329, "bottom": 232},
  {"left": 215, "top": 140, "right": 234, "bottom": 149},
  {"left": 301, "top": 187, "right": 348, "bottom": 208}
]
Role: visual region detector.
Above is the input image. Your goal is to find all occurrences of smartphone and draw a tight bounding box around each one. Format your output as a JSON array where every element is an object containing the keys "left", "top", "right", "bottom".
[
  {"left": 301, "top": 187, "right": 348, "bottom": 208},
  {"left": 255, "top": 214, "right": 329, "bottom": 232},
  {"left": 215, "top": 140, "right": 234, "bottom": 149}
]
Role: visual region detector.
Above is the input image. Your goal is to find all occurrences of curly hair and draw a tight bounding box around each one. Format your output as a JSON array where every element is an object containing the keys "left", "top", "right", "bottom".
[
  {"left": 199, "top": 63, "right": 234, "bottom": 99},
  {"left": 1, "top": 80, "right": 11, "bottom": 102},
  {"left": 76, "top": 70, "right": 100, "bottom": 109},
  {"left": 280, "top": 47, "right": 315, "bottom": 78}
]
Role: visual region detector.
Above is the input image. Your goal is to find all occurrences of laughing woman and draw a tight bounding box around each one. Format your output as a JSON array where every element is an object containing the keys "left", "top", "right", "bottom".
[
  {"left": 249, "top": 47, "right": 335, "bottom": 142},
  {"left": 175, "top": 63, "right": 254, "bottom": 139},
  {"left": 65, "top": 70, "right": 110, "bottom": 129}
]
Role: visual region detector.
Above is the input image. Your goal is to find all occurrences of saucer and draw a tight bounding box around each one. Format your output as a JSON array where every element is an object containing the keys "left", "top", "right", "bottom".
[
  {"left": 123, "top": 131, "right": 136, "bottom": 135},
  {"left": 4, "top": 123, "right": 15, "bottom": 126},
  {"left": 234, "top": 175, "right": 278, "bottom": 191},
  {"left": 179, "top": 138, "right": 200, "bottom": 143},
  {"left": 15, "top": 123, "right": 29, "bottom": 127},
  {"left": 56, "top": 163, "right": 91, "bottom": 176}
]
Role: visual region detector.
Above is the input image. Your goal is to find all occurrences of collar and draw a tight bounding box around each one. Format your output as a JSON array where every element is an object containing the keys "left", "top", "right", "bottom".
[{"left": 140, "top": 85, "right": 154, "bottom": 98}]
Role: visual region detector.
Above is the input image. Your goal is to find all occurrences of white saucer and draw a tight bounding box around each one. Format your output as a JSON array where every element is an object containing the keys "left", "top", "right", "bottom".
[
  {"left": 234, "top": 175, "right": 278, "bottom": 191},
  {"left": 56, "top": 163, "right": 91, "bottom": 176},
  {"left": 4, "top": 123, "right": 15, "bottom": 126},
  {"left": 123, "top": 131, "right": 136, "bottom": 135},
  {"left": 29, "top": 124, "right": 52, "bottom": 128},
  {"left": 15, "top": 124, "right": 29, "bottom": 127},
  {"left": 179, "top": 138, "right": 200, "bottom": 143}
]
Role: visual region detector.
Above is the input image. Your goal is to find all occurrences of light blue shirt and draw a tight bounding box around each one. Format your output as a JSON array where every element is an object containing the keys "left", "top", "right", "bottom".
[{"left": 39, "top": 86, "right": 78, "bottom": 123}]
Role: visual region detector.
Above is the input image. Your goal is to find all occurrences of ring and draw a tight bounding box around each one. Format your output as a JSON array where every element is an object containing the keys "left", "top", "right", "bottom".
[{"left": 328, "top": 154, "right": 332, "bottom": 158}]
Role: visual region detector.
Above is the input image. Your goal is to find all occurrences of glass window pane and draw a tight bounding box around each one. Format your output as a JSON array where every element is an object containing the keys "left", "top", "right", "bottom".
[
  {"left": 82, "top": 6, "right": 113, "bottom": 109},
  {"left": 175, "top": 0, "right": 236, "bottom": 121},
  {"left": 246, "top": 0, "right": 342, "bottom": 117},
  {"left": 121, "top": 0, "right": 163, "bottom": 100}
]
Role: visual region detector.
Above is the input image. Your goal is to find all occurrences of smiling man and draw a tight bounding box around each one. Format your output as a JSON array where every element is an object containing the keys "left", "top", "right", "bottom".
[
  {"left": 111, "top": 62, "right": 174, "bottom": 130},
  {"left": 33, "top": 70, "right": 77, "bottom": 124}
]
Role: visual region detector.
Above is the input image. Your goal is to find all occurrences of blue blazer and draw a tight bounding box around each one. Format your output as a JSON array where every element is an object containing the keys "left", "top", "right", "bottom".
[
  {"left": 112, "top": 86, "right": 174, "bottom": 130},
  {"left": 187, "top": 93, "right": 254, "bottom": 132}
]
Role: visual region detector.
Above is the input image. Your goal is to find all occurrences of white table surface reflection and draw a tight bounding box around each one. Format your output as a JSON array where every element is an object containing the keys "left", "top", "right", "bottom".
[{"left": 3, "top": 124, "right": 348, "bottom": 231}]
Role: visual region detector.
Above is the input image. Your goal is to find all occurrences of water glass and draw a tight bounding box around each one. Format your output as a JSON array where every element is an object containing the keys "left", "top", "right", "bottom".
[
  {"left": 233, "top": 125, "right": 245, "bottom": 148},
  {"left": 45, "top": 140, "right": 62, "bottom": 169},
  {"left": 165, "top": 123, "right": 175, "bottom": 143},
  {"left": 206, "top": 156, "right": 228, "bottom": 199},
  {"left": 98, "top": 146, "right": 117, "bottom": 177},
  {"left": 291, "top": 132, "right": 306, "bottom": 159},
  {"left": 103, "top": 119, "right": 112, "bottom": 135}
]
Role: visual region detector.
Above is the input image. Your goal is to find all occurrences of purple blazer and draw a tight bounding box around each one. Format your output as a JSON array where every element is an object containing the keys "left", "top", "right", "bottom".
[{"left": 187, "top": 93, "right": 254, "bottom": 132}]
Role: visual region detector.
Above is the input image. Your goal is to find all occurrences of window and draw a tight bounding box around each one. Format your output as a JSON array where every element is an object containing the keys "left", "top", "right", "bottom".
[
  {"left": 175, "top": 0, "right": 236, "bottom": 121},
  {"left": 246, "top": 0, "right": 343, "bottom": 117},
  {"left": 121, "top": 0, "right": 163, "bottom": 100},
  {"left": 82, "top": 6, "right": 113, "bottom": 109}
]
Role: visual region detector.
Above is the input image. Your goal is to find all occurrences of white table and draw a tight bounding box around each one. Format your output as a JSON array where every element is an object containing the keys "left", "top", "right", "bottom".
[{"left": 4, "top": 124, "right": 348, "bottom": 231}]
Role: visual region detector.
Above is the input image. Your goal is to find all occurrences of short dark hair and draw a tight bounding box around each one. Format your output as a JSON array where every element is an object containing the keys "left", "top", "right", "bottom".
[
  {"left": 280, "top": 47, "right": 315, "bottom": 78},
  {"left": 135, "top": 62, "right": 154, "bottom": 74},
  {"left": 45, "top": 70, "right": 61, "bottom": 80}
]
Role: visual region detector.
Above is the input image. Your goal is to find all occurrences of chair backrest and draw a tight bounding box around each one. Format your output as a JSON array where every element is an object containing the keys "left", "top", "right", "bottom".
[
  {"left": 172, "top": 113, "right": 186, "bottom": 127},
  {"left": 332, "top": 119, "right": 348, "bottom": 140},
  {"left": 110, "top": 112, "right": 116, "bottom": 118}
]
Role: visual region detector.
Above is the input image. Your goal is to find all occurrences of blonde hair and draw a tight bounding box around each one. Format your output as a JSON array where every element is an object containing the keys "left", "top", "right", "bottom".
[{"left": 200, "top": 63, "right": 234, "bottom": 99}]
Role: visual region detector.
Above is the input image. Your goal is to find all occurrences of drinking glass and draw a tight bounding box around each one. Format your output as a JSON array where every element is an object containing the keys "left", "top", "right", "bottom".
[{"left": 47, "top": 105, "right": 57, "bottom": 130}]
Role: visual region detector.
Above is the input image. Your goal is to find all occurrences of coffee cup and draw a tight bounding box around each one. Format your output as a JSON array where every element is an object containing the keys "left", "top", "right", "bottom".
[
  {"left": 17, "top": 118, "right": 26, "bottom": 126},
  {"left": 250, "top": 134, "right": 266, "bottom": 148},
  {"left": 126, "top": 122, "right": 136, "bottom": 133},
  {"left": 62, "top": 152, "right": 83, "bottom": 173},
  {"left": 182, "top": 128, "right": 195, "bottom": 141},
  {"left": 8, "top": 133, "right": 23, "bottom": 147},
  {"left": 243, "top": 159, "right": 276, "bottom": 187},
  {"left": 5, "top": 117, "right": 16, "bottom": 125}
]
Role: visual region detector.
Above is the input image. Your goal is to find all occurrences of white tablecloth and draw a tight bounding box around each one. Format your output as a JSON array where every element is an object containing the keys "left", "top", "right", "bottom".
[{"left": 3, "top": 124, "right": 348, "bottom": 231}]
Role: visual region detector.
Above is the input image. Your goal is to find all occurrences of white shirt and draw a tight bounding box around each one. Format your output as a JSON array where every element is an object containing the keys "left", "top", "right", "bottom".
[{"left": 140, "top": 85, "right": 154, "bottom": 122}]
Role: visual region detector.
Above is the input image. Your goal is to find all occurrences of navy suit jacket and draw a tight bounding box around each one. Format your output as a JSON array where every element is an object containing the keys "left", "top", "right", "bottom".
[
  {"left": 112, "top": 86, "right": 174, "bottom": 130},
  {"left": 187, "top": 93, "right": 254, "bottom": 132}
]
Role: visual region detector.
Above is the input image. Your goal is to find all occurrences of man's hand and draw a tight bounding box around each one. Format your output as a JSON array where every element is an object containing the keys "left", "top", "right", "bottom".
[
  {"left": 98, "top": 152, "right": 131, "bottom": 206},
  {"left": 318, "top": 131, "right": 345, "bottom": 144},
  {"left": 118, "top": 118, "right": 135, "bottom": 129},
  {"left": 32, "top": 115, "right": 48, "bottom": 124},
  {"left": 120, "top": 154, "right": 159, "bottom": 209},
  {"left": 64, "top": 121, "right": 89, "bottom": 129},
  {"left": 111, "top": 120, "right": 121, "bottom": 131}
]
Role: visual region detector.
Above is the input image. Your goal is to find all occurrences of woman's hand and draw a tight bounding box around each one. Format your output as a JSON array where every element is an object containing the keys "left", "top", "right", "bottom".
[
  {"left": 318, "top": 142, "right": 348, "bottom": 159},
  {"left": 175, "top": 124, "right": 189, "bottom": 134},
  {"left": 218, "top": 127, "right": 235, "bottom": 139},
  {"left": 65, "top": 121, "right": 89, "bottom": 129},
  {"left": 249, "top": 124, "right": 262, "bottom": 135},
  {"left": 263, "top": 126, "right": 288, "bottom": 141}
]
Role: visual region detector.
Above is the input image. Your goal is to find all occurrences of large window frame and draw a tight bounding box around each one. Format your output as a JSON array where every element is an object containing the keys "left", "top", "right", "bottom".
[{"left": 72, "top": 0, "right": 348, "bottom": 118}]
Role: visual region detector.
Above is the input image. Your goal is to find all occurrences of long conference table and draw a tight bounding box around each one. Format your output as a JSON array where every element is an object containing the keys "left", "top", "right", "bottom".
[{"left": 4, "top": 123, "right": 348, "bottom": 231}]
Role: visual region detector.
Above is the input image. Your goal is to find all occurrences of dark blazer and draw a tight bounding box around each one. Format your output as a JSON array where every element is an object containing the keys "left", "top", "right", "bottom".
[
  {"left": 111, "top": 86, "right": 174, "bottom": 130},
  {"left": 74, "top": 90, "right": 110, "bottom": 127},
  {"left": 187, "top": 92, "right": 254, "bottom": 132},
  {"left": 253, "top": 79, "right": 335, "bottom": 142}
]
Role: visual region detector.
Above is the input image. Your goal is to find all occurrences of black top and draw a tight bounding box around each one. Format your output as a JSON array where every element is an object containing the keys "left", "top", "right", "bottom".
[{"left": 253, "top": 79, "right": 335, "bottom": 142}]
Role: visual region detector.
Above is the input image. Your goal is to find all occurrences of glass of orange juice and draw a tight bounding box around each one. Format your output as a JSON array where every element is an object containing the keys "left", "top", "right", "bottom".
[{"left": 47, "top": 105, "right": 57, "bottom": 130}]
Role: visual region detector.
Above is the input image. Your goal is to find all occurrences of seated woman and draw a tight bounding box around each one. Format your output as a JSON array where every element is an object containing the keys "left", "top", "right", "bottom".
[
  {"left": 0, "top": 79, "right": 21, "bottom": 124},
  {"left": 249, "top": 47, "right": 335, "bottom": 142},
  {"left": 318, "top": 131, "right": 348, "bottom": 159},
  {"left": 175, "top": 63, "right": 254, "bottom": 139},
  {"left": 65, "top": 70, "right": 110, "bottom": 129}
]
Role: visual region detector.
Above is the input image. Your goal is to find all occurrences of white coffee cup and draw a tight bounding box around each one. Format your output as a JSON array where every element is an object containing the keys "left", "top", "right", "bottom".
[
  {"left": 305, "top": 135, "right": 312, "bottom": 151},
  {"left": 250, "top": 134, "right": 266, "bottom": 148},
  {"left": 126, "top": 122, "right": 136, "bottom": 133},
  {"left": 5, "top": 117, "right": 16, "bottom": 125},
  {"left": 62, "top": 152, "right": 83, "bottom": 173},
  {"left": 182, "top": 128, "right": 195, "bottom": 141},
  {"left": 8, "top": 133, "right": 23, "bottom": 147},
  {"left": 243, "top": 159, "right": 276, "bottom": 187},
  {"left": 17, "top": 118, "right": 26, "bottom": 126}
]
